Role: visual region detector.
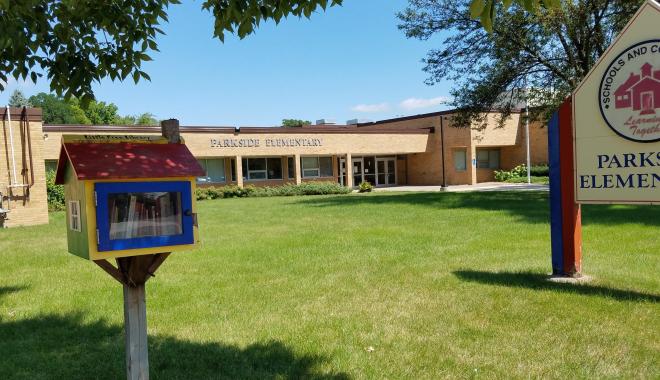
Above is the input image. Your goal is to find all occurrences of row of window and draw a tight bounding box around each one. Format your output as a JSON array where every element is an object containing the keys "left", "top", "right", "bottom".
[
  {"left": 452, "top": 148, "right": 501, "bottom": 171},
  {"left": 196, "top": 156, "right": 336, "bottom": 183}
]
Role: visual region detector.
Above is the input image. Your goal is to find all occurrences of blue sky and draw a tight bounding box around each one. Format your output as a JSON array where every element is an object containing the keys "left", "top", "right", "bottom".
[{"left": 0, "top": 0, "right": 451, "bottom": 126}]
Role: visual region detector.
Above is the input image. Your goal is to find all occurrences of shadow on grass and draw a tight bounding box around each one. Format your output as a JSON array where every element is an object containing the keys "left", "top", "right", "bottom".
[
  {"left": 296, "top": 192, "right": 659, "bottom": 226},
  {"left": 454, "top": 270, "right": 660, "bottom": 303},
  {"left": 0, "top": 285, "right": 27, "bottom": 299},
  {"left": 0, "top": 313, "right": 349, "bottom": 379}
]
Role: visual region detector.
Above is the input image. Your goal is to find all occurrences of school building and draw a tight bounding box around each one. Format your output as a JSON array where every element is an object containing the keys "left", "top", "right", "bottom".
[{"left": 1, "top": 107, "right": 548, "bottom": 227}]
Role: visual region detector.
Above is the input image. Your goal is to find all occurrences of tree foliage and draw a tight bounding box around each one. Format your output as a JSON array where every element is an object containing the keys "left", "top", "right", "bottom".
[
  {"left": 470, "top": 0, "right": 560, "bottom": 32},
  {"left": 0, "top": 0, "right": 342, "bottom": 103},
  {"left": 28, "top": 92, "right": 157, "bottom": 125},
  {"left": 398, "top": 0, "right": 643, "bottom": 126},
  {"left": 8, "top": 89, "right": 31, "bottom": 107},
  {"left": 282, "top": 118, "right": 311, "bottom": 127}
]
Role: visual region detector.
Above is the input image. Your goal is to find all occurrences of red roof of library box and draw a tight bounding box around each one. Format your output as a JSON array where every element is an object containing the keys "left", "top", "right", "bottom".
[{"left": 55, "top": 142, "right": 205, "bottom": 184}]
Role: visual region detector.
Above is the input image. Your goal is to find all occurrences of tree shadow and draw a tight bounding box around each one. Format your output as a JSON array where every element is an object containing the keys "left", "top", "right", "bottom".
[
  {"left": 0, "top": 313, "right": 349, "bottom": 379},
  {"left": 0, "top": 285, "right": 27, "bottom": 299},
  {"left": 295, "top": 192, "right": 659, "bottom": 226},
  {"left": 453, "top": 270, "right": 660, "bottom": 303}
]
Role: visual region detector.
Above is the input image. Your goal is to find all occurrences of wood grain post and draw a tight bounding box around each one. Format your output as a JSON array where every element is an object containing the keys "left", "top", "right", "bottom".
[{"left": 124, "top": 284, "right": 149, "bottom": 380}]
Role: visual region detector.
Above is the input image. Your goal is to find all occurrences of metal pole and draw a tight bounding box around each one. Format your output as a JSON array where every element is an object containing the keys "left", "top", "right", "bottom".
[{"left": 525, "top": 90, "right": 531, "bottom": 184}]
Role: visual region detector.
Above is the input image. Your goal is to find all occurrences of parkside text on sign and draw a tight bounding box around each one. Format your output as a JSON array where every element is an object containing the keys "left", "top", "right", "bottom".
[{"left": 573, "top": 0, "right": 660, "bottom": 204}]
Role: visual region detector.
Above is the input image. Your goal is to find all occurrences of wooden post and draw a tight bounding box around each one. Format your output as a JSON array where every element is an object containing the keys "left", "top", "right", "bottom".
[
  {"left": 114, "top": 119, "right": 181, "bottom": 379},
  {"left": 124, "top": 284, "right": 149, "bottom": 380}
]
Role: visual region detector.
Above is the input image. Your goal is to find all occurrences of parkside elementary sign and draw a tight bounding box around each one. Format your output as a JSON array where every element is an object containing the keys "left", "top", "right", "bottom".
[{"left": 574, "top": 0, "right": 660, "bottom": 204}]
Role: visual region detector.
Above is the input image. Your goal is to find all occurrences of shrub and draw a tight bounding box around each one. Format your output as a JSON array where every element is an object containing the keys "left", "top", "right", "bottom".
[
  {"left": 530, "top": 164, "right": 549, "bottom": 177},
  {"left": 46, "top": 170, "right": 65, "bottom": 211},
  {"left": 196, "top": 181, "right": 350, "bottom": 201},
  {"left": 494, "top": 164, "right": 549, "bottom": 182},
  {"left": 358, "top": 181, "right": 373, "bottom": 193}
]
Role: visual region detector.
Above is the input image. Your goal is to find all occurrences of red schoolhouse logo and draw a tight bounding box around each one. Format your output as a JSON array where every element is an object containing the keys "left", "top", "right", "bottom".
[{"left": 599, "top": 39, "right": 660, "bottom": 143}]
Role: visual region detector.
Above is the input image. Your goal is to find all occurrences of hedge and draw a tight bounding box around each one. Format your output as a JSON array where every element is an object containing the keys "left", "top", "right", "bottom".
[{"left": 196, "top": 181, "right": 351, "bottom": 201}]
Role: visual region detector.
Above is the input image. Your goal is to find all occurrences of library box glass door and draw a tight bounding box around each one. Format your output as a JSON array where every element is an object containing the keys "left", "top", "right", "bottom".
[{"left": 95, "top": 181, "right": 194, "bottom": 252}]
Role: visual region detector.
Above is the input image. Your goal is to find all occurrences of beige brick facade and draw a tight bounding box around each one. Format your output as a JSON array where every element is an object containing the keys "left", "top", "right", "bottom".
[
  {"left": 0, "top": 107, "right": 549, "bottom": 228},
  {"left": 0, "top": 108, "right": 49, "bottom": 227}
]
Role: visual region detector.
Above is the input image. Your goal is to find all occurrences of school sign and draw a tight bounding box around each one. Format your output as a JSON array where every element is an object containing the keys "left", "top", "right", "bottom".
[{"left": 573, "top": 0, "right": 660, "bottom": 204}]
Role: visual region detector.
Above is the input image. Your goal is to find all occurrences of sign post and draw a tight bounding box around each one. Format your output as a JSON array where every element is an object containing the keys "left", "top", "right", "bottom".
[{"left": 550, "top": 0, "right": 660, "bottom": 278}]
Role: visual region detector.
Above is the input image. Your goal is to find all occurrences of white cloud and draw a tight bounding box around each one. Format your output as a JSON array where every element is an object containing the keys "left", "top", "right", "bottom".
[
  {"left": 351, "top": 102, "right": 390, "bottom": 113},
  {"left": 399, "top": 96, "right": 450, "bottom": 110}
]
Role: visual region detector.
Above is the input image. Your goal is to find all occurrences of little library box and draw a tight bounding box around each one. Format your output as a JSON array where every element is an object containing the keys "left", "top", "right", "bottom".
[{"left": 54, "top": 135, "right": 205, "bottom": 260}]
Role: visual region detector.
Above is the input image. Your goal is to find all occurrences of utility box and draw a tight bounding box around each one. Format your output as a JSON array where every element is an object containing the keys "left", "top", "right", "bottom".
[{"left": 54, "top": 135, "right": 205, "bottom": 260}]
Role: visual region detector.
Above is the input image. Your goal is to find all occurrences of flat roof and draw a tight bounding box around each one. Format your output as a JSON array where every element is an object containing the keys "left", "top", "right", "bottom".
[{"left": 43, "top": 124, "right": 432, "bottom": 135}]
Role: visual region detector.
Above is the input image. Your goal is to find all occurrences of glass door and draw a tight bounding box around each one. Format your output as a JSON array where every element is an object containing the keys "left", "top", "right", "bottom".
[
  {"left": 376, "top": 158, "right": 396, "bottom": 186},
  {"left": 352, "top": 158, "right": 363, "bottom": 187},
  {"left": 338, "top": 158, "right": 346, "bottom": 186}
]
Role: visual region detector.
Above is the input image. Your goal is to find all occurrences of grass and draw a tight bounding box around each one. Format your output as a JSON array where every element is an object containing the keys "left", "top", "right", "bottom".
[
  {"left": 0, "top": 191, "right": 658, "bottom": 379},
  {"left": 503, "top": 176, "right": 550, "bottom": 184}
]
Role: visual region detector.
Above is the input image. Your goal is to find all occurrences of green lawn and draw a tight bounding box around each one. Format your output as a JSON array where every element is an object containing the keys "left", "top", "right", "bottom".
[{"left": 0, "top": 191, "right": 658, "bottom": 379}]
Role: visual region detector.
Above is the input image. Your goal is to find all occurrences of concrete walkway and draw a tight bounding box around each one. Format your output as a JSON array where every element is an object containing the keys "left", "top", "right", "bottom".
[{"left": 373, "top": 182, "right": 549, "bottom": 193}]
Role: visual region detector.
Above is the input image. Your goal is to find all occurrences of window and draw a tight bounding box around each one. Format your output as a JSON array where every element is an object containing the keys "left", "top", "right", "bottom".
[
  {"left": 476, "top": 149, "right": 501, "bottom": 169},
  {"left": 288, "top": 157, "right": 295, "bottom": 179},
  {"left": 242, "top": 157, "right": 282, "bottom": 180},
  {"left": 320, "top": 157, "right": 333, "bottom": 177},
  {"left": 197, "top": 158, "right": 226, "bottom": 183},
  {"left": 230, "top": 159, "right": 236, "bottom": 182},
  {"left": 453, "top": 149, "right": 467, "bottom": 171},
  {"left": 301, "top": 156, "right": 334, "bottom": 178},
  {"left": 267, "top": 157, "right": 282, "bottom": 179},
  {"left": 68, "top": 201, "right": 81, "bottom": 232},
  {"left": 301, "top": 157, "right": 320, "bottom": 178}
]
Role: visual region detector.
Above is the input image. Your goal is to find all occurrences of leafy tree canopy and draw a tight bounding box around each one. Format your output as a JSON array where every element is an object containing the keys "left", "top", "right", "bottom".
[
  {"left": 28, "top": 92, "right": 157, "bottom": 125},
  {"left": 470, "top": 0, "right": 560, "bottom": 32},
  {"left": 0, "top": 0, "right": 342, "bottom": 103},
  {"left": 8, "top": 89, "right": 31, "bottom": 107},
  {"left": 398, "top": 0, "right": 642, "bottom": 126},
  {"left": 282, "top": 118, "right": 312, "bottom": 127}
]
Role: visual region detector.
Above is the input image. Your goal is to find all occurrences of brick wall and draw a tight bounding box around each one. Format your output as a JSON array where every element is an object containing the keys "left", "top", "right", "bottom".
[{"left": 0, "top": 108, "right": 49, "bottom": 227}]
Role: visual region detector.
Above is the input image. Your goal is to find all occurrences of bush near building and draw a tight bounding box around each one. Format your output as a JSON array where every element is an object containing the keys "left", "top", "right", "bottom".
[
  {"left": 495, "top": 164, "right": 549, "bottom": 184},
  {"left": 196, "top": 182, "right": 351, "bottom": 201},
  {"left": 46, "top": 170, "right": 65, "bottom": 211}
]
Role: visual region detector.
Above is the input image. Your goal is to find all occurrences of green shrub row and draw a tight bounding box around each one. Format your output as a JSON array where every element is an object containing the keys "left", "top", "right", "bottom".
[
  {"left": 196, "top": 181, "right": 351, "bottom": 200},
  {"left": 46, "top": 170, "right": 66, "bottom": 211},
  {"left": 494, "top": 164, "right": 549, "bottom": 182}
]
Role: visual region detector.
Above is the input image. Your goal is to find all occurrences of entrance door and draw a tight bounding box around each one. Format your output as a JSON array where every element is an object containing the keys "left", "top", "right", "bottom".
[
  {"left": 376, "top": 158, "right": 396, "bottom": 186},
  {"left": 640, "top": 91, "right": 655, "bottom": 115},
  {"left": 352, "top": 158, "right": 363, "bottom": 186},
  {"left": 338, "top": 158, "right": 346, "bottom": 186}
]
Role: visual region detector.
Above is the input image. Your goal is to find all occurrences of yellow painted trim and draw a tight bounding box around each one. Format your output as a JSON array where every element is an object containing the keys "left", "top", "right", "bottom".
[
  {"left": 62, "top": 134, "right": 186, "bottom": 144},
  {"left": 84, "top": 177, "right": 199, "bottom": 260}
]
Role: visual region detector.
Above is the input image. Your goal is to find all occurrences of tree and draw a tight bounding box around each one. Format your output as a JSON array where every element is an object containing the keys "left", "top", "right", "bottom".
[
  {"left": 116, "top": 113, "right": 159, "bottom": 126},
  {"left": 29, "top": 93, "right": 90, "bottom": 124},
  {"left": 282, "top": 118, "right": 311, "bottom": 127},
  {"left": 0, "top": 1, "right": 342, "bottom": 103},
  {"left": 84, "top": 101, "right": 120, "bottom": 125},
  {"left": 8, "top": 89, "right": 31, "bottom": 107},
  {"left": 398, "top": 0, "right": 642, "bottom": 126},
  {"left": 470, "top": 0, "right": 560, "bottom": 32}
]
